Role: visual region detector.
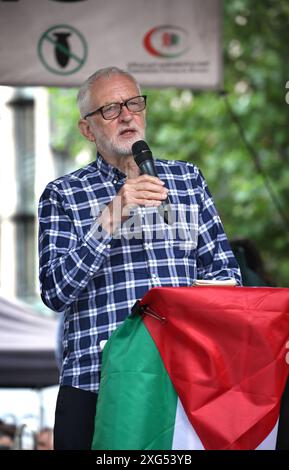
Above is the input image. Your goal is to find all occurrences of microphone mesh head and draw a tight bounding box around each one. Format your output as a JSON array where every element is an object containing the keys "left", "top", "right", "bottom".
[
  {"left": 132, "top": 140, "right": 149, "bottom": 154},
  {"left": 132, "top": 140, "right": 152, "bottom": 166}
]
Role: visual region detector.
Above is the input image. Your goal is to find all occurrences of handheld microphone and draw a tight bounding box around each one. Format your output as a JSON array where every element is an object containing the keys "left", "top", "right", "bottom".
[{"left": 132, "top": 140, "right": 171, "bottom": 224}]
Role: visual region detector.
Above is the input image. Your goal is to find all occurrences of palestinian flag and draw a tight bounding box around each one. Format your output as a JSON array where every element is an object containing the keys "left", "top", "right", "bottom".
[{"left": 92, "top": 286, "right": 289, "bottom": 450}]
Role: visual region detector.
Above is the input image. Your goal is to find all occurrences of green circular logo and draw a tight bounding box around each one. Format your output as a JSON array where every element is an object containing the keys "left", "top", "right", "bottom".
[{"left": 38, "top": 24, "right": 87, "bottom": 75}]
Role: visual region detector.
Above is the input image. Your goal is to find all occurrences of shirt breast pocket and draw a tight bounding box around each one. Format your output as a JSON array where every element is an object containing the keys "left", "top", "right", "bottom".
[
  {"left": 164, "top": 202, "right": 198, "bottom": 257},
  {"left": 168, "top": 239, "right": 197, "bottom": 260}
]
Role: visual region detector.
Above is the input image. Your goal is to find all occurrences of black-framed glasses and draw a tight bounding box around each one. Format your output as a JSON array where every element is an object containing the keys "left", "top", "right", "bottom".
[{"left": 84, "top": 95, "right": 147, "bottom": 120}]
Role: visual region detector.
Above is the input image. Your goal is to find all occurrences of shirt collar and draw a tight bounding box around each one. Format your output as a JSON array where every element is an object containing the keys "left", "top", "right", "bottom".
[{"left": 96, "top": 153, "right": 127, "bottom": 181}]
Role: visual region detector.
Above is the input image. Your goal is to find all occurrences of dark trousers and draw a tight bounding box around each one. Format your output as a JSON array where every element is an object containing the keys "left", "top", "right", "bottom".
[{"left": 54, "top": 385, "right": 98, "bottom": 450}]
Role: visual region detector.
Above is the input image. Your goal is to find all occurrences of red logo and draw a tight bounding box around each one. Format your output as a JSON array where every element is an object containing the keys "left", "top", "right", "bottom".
[{"left": 143, "top": 25, "right": 189, "bottom": 58}]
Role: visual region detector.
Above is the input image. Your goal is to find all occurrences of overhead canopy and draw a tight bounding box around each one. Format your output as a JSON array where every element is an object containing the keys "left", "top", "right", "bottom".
[
  {"left": 0, "top": 295, "right": 59, "bottom": 388},
  {"left": 0, "top": 0, "right": 222, "bottom": 88}
]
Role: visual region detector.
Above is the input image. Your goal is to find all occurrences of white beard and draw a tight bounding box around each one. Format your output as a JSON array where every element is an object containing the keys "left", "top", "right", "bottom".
[
  {"left": 110, "top": 132, "right": 145, "bottom": 156},
  {"left": 96, "top": 125, "right": 145, "bottom": 158}
]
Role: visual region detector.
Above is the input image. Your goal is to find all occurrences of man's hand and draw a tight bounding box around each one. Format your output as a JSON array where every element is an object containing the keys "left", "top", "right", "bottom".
[
  {"left": 97, "top": 175, "right": 168, "bottom": 234},
  {"left": 119, "top": 174, "right": 168, "bottom": 213}
]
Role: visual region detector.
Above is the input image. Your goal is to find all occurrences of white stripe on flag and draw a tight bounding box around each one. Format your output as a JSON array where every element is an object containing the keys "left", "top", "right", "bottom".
[
  {"left": 172, "top": 399, "right": 279, "bottom": 450},
  {"left": 172, "top": 399, "right": 204, "bottom": 450},
  {"left": 256, "top": 420, "right": 278, "bottom": 450}
]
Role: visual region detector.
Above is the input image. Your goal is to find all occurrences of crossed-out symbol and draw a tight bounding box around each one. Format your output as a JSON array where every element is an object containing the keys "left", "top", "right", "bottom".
[{"left": 38, "top": 24, "right": 87, "bottom": 75}]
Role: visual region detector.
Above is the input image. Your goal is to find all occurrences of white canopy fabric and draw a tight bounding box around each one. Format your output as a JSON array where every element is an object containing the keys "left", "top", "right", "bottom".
[{"left": 0, "top": 296, "right": 59, "bottom": 388}]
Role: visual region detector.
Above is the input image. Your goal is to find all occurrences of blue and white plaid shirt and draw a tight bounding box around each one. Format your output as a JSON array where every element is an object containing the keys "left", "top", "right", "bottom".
[{"left": 38, "top": 154, "right": 241, "bottom": 392}]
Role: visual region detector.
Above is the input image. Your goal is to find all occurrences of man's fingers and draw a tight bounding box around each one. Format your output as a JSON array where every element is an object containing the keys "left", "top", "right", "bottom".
[
  {"left": 139, "top": 190, "right": 168, "bottom": 200},
  {"left": 137, "top": 182, "right": 168, "bottom": 193},
  {"left": 117, "top": 174, "right": 169, "bottom": 212},
  {"left": 126, "top": 174, "right": 165, "bottom": 186}
]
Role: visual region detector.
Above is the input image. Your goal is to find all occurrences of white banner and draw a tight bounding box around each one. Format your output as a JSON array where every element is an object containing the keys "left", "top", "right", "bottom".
[{"left": 0, "top": 0, "right": 222, "bottom": 88}]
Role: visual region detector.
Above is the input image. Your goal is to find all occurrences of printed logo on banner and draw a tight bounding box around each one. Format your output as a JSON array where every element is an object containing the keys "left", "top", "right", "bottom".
[
  {"left": 143, "top": 25, "right": 189, "bottom": 58},
  {"left": 37, "top": 24, "right": 87, "bottom": 75}
]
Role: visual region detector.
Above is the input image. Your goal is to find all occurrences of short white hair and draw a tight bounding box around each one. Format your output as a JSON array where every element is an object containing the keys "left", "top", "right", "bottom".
[{"left": 77, "top": 67, "right": 141, "bottom": 118}]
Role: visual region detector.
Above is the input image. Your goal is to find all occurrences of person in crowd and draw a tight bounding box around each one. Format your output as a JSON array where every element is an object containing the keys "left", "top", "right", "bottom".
[
  {"left": 0, "top": 420, "right": 16, "bottom": 450},
  {"left": 35, "top": 427, "right": 53, "bottom": 450},
  {"left": 38, "top": 66, "right": 241, "bottom": 449}
]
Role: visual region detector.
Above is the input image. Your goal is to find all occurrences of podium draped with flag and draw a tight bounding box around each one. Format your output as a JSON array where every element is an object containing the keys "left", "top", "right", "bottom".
[{"left": 92, "top": 286, "right": 289, "bottom": 450}]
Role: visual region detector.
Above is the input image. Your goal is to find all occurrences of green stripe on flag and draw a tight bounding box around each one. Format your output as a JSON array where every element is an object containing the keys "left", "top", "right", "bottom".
[{"left": 92, "top": 314, "right": 178, "bottom": 450}]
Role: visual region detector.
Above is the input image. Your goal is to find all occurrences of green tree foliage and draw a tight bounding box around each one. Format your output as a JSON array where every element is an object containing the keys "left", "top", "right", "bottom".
[
  {"left": 49, "top": 0, "right": 289, "bottom": 286},
  {"left": 49, "top": 87, "right": 89, "bottom": 159}
]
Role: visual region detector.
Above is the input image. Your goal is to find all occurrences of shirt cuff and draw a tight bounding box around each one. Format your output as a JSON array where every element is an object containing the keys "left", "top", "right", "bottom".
[{"left": 83, "top": 219, "right": 114, "bottom": 254}]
